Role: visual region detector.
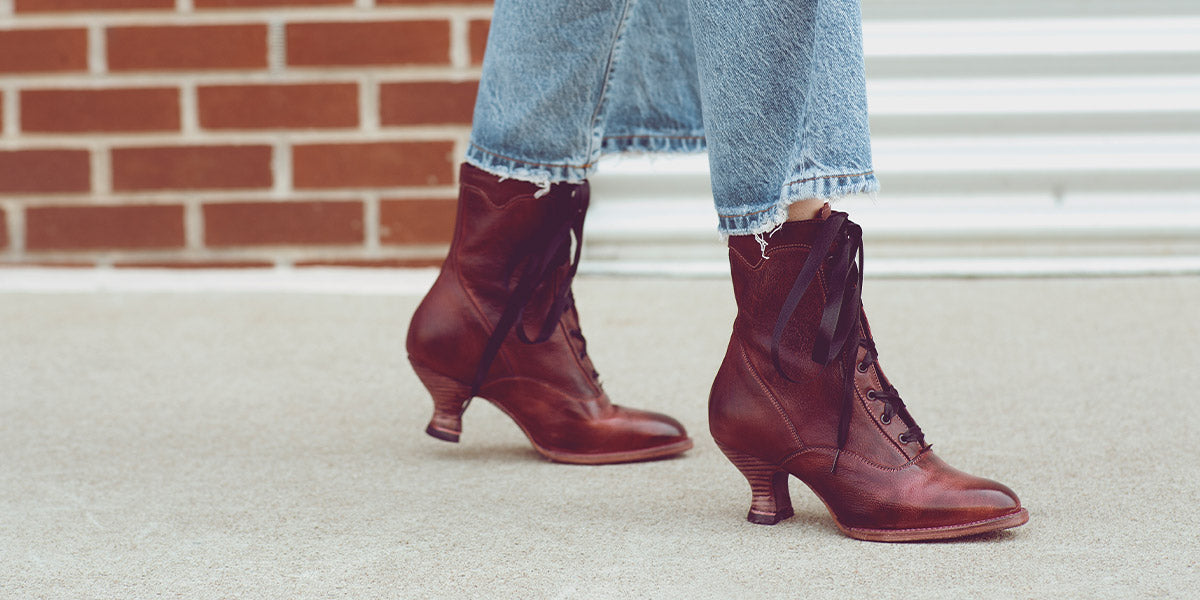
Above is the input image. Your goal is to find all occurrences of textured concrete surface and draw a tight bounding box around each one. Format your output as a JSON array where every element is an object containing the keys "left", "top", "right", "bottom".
[{"left": 1, "top": 276, "right": 1198, "bottom": 598}]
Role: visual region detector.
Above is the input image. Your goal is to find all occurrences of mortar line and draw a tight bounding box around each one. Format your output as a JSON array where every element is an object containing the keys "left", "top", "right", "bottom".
[
  {"left": 0, "top": 6, "right": 498, "bottom": 29},
  {"left": 267, "top": 18, "right": 286, "bottom": 74},
  {"left": 2, "top": 84, "right": 18, "bottom": 139},
  {"left": 272, "top": 140, "right": 291, "bottom": 198},
  {"left": 363, "top": 192, "right": 380, "bottom": 251},
  {"left": 179, "top": 80, "right": 199, "bottom": 135},
  {"left": 184, "top": 198, "right": 203, "bottom": 250},
  {"left": 7, "top": 201, "right": 25, "bottom": 256},
  {"left": 359, "top": 75, "right": 379, "bottom": 133},
  {"left": 0, "top": 67, "right": 485, "bottom": 88},
  {"left": 449, "top": 15, "right": 469, "bottom": 69},
  {"left": 88, "top": 25, "right": 107, "bottom": 75},
  {"left": 91, "top": 144, "right": 112, "bottom": 197}
]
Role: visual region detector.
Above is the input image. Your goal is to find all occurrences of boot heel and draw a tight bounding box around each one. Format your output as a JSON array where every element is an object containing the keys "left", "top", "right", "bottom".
[
  {"left": 411, "top": 362, "right": 472, "bottom": 443},
  {"left": 716, "top": 442, "right": 794, "bottom": 525}
]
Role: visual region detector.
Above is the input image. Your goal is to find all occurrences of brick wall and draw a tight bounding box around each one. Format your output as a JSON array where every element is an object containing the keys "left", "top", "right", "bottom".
[{"left": 0, "top": 0, "right": 492, "bottom": 268}]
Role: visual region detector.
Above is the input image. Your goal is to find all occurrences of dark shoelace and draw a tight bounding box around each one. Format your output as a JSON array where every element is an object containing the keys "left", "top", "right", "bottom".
[
  {"left": 857, "top": 337, "right": 923, "bottom": 446},
  {"left": 769, "top": 211, "right": 924, "bottom": 472},
  {"left": 469, "top": 184, "right": 591, "bottom": 397}
]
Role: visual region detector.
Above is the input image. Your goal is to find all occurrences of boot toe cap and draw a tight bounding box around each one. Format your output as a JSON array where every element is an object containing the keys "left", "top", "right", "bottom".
[
  {"left": 969, "top": 479, "right": 1022, "bottom": 518},
  {"left": 612, "top": 406, "right": 691, "bottom": 448}
]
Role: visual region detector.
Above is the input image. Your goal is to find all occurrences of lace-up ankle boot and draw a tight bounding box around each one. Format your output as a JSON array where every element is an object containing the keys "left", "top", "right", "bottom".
[
  {"left": 407, "top": 164, "right": 692, "bottom": 464},
  {"left": 710, "top": 207, "right": 1027, "bottom": 541}
]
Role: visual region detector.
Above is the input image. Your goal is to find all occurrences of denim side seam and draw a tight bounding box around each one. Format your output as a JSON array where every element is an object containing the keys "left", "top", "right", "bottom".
[
  {"left": 717, "top": 170, "right": 879, "bottom": 237},
  {"left": 584, "top": 0, "right": 638, "bottom": 170}
]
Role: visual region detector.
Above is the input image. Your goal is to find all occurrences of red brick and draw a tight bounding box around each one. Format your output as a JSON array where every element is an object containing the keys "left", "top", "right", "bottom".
[
  {"left": 199, "top": 84, "right": 358, "bottom": 130},
  {"left": 25, "top": 204, "right": 184, "bottom": 250},
  {"left": 287, "top": 21, "right": 450, "bottom": 67},
  {"left": 22, "top": 88, "right": 179, "bottom": 133},
  {"left": 295, "top": 257, "right": 444, "bottom": 268},
  {"left": 113, "top": 260, "right": 274, "bottom": 269},
  {"left": 380, "top": 198, "right": 455, "bottom": 245},
  {"left": 16, "top": 0, "right": 173, "bottom": 11},
  {"left": 0, "top": 150, "right": 90, "bottom": 194},
  {"left": 204, "top": 200, "right": 364, "bottom": 247},
  {"left": 469, "top": 19, "right": 490, "bottom": 65},
  {"left": 0, "top": 209, "right": 7, "bottom": 249},
  {"left": 293, "top": 142, "right": 455, "bottom": 189},
  {"left": 108, "top": 25, "right": 267, "bottom": 71},
  {"left": 196, "top": 0, "right": 348, "bottom": 6},
  {"left": 380, "top": 81, "right": 478, "bottom": 126},
  {"left": 0, "top": 29, "right": 87, "bottom": 74},
  {"left": 112, "top": 146, "right": 272, "bottom": 191}
]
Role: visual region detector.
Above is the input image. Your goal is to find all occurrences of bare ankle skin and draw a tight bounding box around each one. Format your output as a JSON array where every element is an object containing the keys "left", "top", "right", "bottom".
[{"left": 786, "top": 199, "right": 827, "bottom": 221}]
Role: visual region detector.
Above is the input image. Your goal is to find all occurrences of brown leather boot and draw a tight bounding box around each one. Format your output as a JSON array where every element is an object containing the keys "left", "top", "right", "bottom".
[
  {"left": 407, "top": 164, "right": 692, "bottom": 464},
  {"left": 710, "top": 207, "right": 1027, "bottom": 541}
]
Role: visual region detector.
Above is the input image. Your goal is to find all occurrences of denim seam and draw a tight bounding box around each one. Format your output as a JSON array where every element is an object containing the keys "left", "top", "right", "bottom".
[
  {"left": 783, "top": 170, "right": 874, "bottom": 188},
  {"left": 601, "top": 133, "right": 707, "bottom": 156},
  {"left": 603, "top": 134, "right": 705, "bottom": 140},
  {"left": 585, "top": 0, "right": 638, "bottom": 168}
]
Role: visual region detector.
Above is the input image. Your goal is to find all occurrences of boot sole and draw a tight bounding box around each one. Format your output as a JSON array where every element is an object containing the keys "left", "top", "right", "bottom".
[
  {"left": 486, "top": 398, "right": 694, "bottom": 464},
  {"left": 833, "top": 507, "right": 1029, "bottom": 542},
  {"left": 719, "top": 442, "right": 1029, "bottom": 541}
]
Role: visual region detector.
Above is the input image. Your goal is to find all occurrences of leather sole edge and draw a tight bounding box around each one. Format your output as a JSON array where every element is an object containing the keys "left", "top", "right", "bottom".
[
  {"left": 836, "top": 508, "right": 1030, "bottom": 542},
  {"left": 534, "top": 437, "right": 695, "bottom": 465}
]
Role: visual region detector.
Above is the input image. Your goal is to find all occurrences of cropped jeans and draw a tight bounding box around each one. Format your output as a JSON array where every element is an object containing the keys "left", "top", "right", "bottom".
[{"left": 466, "top": 0, "right": 879, "bottom": 236}]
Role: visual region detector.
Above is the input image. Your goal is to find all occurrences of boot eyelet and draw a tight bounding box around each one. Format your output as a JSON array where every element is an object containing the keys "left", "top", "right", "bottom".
[
  {"left": 866, "top": 390, "right": 876, "bottom": 400},
  {"left": 856, "top": 362, "right": 869, "bottom": 373},
  {"left": 880, "top": 413, "right": 891, "bottom": 425},
  {"left": 898, "top": 433, "right": 911, "bottom": 444}
]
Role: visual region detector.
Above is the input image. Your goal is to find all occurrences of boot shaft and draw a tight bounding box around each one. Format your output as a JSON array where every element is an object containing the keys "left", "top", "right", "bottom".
[
  {"left": 407, "top": 163, "right": 600, "bottom": 397},
  {"left": 450, "top": 164, "right": 586, "bottom": 315},
  {"left": 712, "top": 213, "right": 918, "bottom": 468}
]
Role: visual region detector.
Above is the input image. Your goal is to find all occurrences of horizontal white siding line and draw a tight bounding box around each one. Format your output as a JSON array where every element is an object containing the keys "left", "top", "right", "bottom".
[
  {"left": 579, "top": 256, "right": 1200, "bottom": 278},
  {"left": 584, "top": 200, "right": 1200, "bottom": 241},
  {"left": 863, "top": 17, "right": 1200, "bottom": 56},
  {"left": 867, "top": 76, "right": 1200, "bottom": 115},
  {"left": 593, "top": 135, "right": 1200, "bottom": 175},
  {"left": 1, "top": 255, "right": 1197, "bottom": 295}
]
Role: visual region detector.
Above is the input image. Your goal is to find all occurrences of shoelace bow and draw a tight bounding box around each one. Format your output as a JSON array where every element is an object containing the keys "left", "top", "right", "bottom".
[
  {"left": 469, "top": 184, "right": 592, "bottom": 397},
  {"left": 768, "top": 211, "right": 925, "bottom": 472}
]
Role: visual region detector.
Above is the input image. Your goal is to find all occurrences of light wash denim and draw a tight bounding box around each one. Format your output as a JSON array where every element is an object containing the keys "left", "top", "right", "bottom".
[{"left": 466, "top": 0, "right": 879, "bottom": 236}]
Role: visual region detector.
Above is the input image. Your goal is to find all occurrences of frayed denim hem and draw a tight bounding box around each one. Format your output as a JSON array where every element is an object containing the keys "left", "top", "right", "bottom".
[
  {"left": 600, "top": 133, "right": 707, "bottom": 156},
  {"left": 465, "top": 143, "right": 591, "bottom": 188},
  {"left": 465, "top": 133, "right": 707, "bottom": 188},
  {"left": 717, "top": 170, "right": 879, "bottom": 238}
]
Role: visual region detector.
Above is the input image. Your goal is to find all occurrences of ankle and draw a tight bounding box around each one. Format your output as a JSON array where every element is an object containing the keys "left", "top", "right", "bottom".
[{"left": 786, "top": 199, "right": 830, "bottom": 221}]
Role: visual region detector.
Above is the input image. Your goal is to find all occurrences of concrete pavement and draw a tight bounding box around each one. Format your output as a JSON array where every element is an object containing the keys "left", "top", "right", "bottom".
[{"left": 2, "top": 275, "right": 1197, "bottom": 598}]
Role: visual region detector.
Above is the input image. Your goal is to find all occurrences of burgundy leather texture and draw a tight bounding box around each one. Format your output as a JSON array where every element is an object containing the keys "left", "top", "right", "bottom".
[
  {"left": 711, "top": 216, "right": 1023, "bottom": 535},
  {"left": 407, "top": 164, "right": 690, "bottom": 462}
]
